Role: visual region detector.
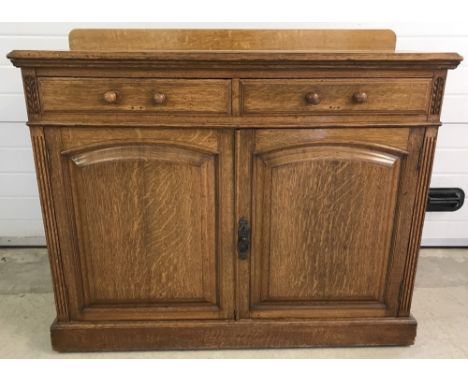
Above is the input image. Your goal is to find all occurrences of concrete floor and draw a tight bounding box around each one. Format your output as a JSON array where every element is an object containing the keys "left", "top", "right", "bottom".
[{"left": 1, "top": 247, "right": 467, "bottom": 358}]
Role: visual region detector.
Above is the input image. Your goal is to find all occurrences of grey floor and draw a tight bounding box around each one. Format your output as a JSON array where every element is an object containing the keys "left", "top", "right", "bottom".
[{"left": 1, "top": 247, "right": 468, "bottom": 358}]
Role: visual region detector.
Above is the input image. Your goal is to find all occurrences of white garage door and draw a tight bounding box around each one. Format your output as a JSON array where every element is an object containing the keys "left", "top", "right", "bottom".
[{"left": 0, "top": 23, "right": 467, "bottom": 246}]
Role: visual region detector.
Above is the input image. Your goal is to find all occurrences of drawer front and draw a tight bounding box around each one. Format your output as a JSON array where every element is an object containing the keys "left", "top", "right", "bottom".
[
  {"left": 38, "top": 78, "right": 231, "bottom": 115},
  {"left": 241, "top": 79, "right": 432, "bottom": 115}
]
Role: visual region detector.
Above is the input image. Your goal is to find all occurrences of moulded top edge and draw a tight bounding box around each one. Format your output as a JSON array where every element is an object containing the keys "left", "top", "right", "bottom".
[{"left": 6, "top": 50, "right": 463, "bottom": 70}]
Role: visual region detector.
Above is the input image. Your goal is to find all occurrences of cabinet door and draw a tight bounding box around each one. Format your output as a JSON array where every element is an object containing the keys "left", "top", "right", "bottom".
[
  {"left": 46, "top": 127, "right": 234, "bottom": 321},
  {"left": 236, "top": 128, "right": 424, "bottom": 319}
]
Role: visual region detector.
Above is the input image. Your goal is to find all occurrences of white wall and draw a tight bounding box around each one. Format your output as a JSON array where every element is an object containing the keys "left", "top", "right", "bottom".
[{"left": 0, "top": 23, "right": 467, "bottom": 246}]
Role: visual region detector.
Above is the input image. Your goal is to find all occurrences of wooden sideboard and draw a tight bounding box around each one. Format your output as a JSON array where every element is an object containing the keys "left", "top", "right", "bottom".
[{"left": 8, "top": 29, "right": 462, "bottom": 351}]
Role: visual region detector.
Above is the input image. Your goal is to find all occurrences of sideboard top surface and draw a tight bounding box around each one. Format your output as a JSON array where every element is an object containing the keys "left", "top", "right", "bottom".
[
  {"left": 7, "top": 50, "right": 463, "bottom": 69},
  {"left": 7, "top": 29, "right": 463, "bottom": 69}
]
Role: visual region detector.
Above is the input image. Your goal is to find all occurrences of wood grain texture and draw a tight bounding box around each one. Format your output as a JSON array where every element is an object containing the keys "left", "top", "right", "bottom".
[
  {"left": 31, "top": 66, "right": 439, "bottom": 79},
  {"left": 39, "top": 78, "right": 231, "bottom": 115},
  {"left": 246, "top": 130, "right": 408, "bottom": 319},
  {"left": 60, "top": 127, "right": 219, "bottom": 151},
  {"left": 254, "top": 128, "right": 410, "bottom": 152},
  {"left": 262, "top": 147, "right": 399, "bottom": 302},
  {"left": 47, "top": 128, "right": 234, "bottom": 321},
  {"left": 399, "top": 127, "right": 438, "bottom": 316},
  {"left": 7, "top": 51, "right": 462, "bottom": 70},
  {"left": 66, "top": 144, "right": 215, "bottom": 305},
  {"left": 8, "top": 28, "right": 460, "bottom": 351},
  {"left": 51, "top": 317, "right": 417, "bottom": 351},
  {"left": 28, "top": 112, "right": 439, "bottom": 127},
  {"left": 380, "top": 128, "right": 425, "bottom": 316},
  {"left": 235, "top": 130, "right": 254, "bottom": 319},
  {"left": 241, "top": 79, "right": 432, "bottom": 115},
  {"left": 68, "top": 29, "right": 397, "bottom": 51},
  {"left": 30, "top": 127, "right": 68, "bottom": 321}
]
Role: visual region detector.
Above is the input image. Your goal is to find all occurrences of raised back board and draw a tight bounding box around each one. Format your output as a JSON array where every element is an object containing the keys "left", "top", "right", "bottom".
[{"left": 69, "top": 29, "right": 396, "bottom": 51}]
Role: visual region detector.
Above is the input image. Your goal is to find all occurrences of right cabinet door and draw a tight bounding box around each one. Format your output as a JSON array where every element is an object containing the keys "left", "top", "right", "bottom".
[{"left": 236, "top": 128, "right": 425, "bottom": 319}]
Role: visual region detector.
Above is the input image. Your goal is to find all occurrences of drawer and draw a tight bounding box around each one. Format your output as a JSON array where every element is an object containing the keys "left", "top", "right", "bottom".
[
  {"left": 240, "top": 79, "right": 432, "bottom": 115},
  {"left": 38, "top": 78, "right": 231, "bottom": 115}
]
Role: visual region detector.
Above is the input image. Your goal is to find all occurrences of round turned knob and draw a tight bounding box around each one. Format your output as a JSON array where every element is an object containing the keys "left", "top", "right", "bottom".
[
  {"left": 103, "top": 90, "right": 118, "bottom": 104},
  {"left": 153, "top": 93, "right": 167, "bottom": 105},
  {"left": 305, "top": 92, "right": 321, "bottom": 105},
  {"left": 352, "top": 92, "right": 368, "bottom": 104}
]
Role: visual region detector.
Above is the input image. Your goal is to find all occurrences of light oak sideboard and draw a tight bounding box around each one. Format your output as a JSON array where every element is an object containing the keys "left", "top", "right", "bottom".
[{"left": 8, "top": 29, "right": 462, "bottom": 351}]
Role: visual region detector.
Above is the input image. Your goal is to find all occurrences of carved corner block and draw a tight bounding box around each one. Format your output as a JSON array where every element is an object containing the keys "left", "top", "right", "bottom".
[
  {"left": 430, "top": 76, "right": 446, "bottom": 116},
  {"left": 21, "top": 69, "right": 41, "bottom": 119}
]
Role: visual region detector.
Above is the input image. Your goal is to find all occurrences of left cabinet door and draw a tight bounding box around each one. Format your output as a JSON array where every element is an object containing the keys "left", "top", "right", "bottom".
[{"left": 43, "top": 127, "right": 235, "bottom": 321}]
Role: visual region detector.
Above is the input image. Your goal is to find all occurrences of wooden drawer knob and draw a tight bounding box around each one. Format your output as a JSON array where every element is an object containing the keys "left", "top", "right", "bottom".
[
  {"left": 153, "top": 93, "right": 167, "bottom": 104},
  {"left": 103, "top": 90, "right": 119, "bottom": 104},
  {"left": 352, "top": 92, "right": 368, "bottom": 104},
  {"left": 305, "top": 92, "right": 321, "bottom": 105}
]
